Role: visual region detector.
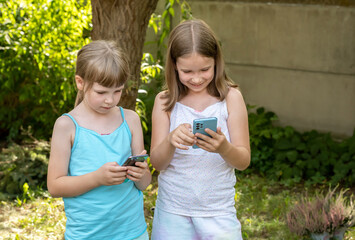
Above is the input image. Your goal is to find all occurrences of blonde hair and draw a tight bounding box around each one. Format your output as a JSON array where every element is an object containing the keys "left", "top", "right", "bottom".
[
  {"left": 162, "top": 19, "right": 237, "bottom": 112},
  {"left": 74, "top": 40, "right": 129, "bottom": 106}
]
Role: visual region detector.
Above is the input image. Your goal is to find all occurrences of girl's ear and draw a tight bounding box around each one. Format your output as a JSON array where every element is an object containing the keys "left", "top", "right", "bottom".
[{"left": 75, "top": 75, "right": 84, "bottom": 90}]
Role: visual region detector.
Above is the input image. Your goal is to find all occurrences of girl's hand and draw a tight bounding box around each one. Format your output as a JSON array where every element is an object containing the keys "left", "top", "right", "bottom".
[
  {"left": 168, "top": 123, "right": 196, "bottom": 150},
  {"left": 126, "top": 161, "right": 149, "bottom": 182},
  {"left": 96, "top": 162, "right": 127, "bottom": 186},
  {"left": 195, "top": 127, "right": 229, "bottom": 153}
]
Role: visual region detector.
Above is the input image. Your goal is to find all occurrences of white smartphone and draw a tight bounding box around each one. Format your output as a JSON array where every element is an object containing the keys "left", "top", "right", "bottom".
[{"left": 192, "top": 117, "right": 217, "bottom": 149}]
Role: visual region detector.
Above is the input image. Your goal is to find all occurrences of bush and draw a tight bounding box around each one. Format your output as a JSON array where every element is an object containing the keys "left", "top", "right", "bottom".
[
  {"left": 0, "top": 0, "right": 91, "bottom": 141},
  {"left": 0, "top": 141, "right": 50, "bottom": 199},
  {"left": 137, "top": 53, "right": 164, "bottom": 153},
  {"left": 286, "top": 186, "right": 354, "bottom": 237},
  {"left": 247, "top": 106, "right": 355, "bottom": 187}
]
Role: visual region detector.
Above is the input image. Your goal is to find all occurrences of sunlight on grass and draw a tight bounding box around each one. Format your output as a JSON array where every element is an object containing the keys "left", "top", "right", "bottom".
[
  {"left": 0, "top": 197, "right": 66, "bottom": 239},
  {"left": 235, "top": 174, "right": 355, "bottom": 240},
  {"left": 0, "top": 174, "right": 354, "bottom": 239}
]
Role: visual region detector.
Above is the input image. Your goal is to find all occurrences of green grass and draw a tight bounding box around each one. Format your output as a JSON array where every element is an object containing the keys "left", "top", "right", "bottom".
[
  {"left": 0, "top": 193, "right": 66, "bottom": 239},
  {"left": 0, "top": 174, "right": 354, "bottom": 239},
  {"left": 236, "top": 175, "right": 306, "bottom": 239}
]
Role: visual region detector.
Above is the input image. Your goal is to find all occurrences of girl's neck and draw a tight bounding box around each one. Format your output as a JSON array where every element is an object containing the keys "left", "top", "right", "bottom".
[
  {"left": 70, "top": 104, "right": 122, "bottom": 135},
  {"left": 179, "top": 91, "right": 219, "bottom": 112}
]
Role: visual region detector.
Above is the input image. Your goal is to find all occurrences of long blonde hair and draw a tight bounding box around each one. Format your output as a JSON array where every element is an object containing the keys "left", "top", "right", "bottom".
[
  {"left": 74, "top": 40, "right": 129, "bottom": 106},
  {"left": 162, "top": 19, "right": 237, "bottom": 112}
]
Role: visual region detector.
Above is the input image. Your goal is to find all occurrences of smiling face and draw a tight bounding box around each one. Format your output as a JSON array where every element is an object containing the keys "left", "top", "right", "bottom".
[
  {"left": 82, "top": 82, "right": 124, "bottom": 114},
  {"left": 175, "top": 52, "right": 215, "bottom": 94}
]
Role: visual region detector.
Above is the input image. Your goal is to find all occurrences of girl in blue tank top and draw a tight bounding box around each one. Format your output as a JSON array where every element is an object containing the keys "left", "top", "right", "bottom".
[{"left": 47, "top": 40, "right": 151, "bottom": 240}]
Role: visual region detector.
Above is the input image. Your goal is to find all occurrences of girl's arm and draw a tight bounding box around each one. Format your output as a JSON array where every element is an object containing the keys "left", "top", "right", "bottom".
[
  {"left": 196, "top": 88, "right": 251, "bottom": 170},
  {"left": 150, "top": 92, "right": 196, "bottom": 171},
  {"left": 47, "top": 116, "right": 127, "bottom": 198},
  {"left": 125, "top": 109, "right": 151, "bottom": 191},
  {"left": 149, "top": 93, "right": 175, "bottom": 171},
  {"left": 221, "top": 88, "right": 250, "bottom": 170}
]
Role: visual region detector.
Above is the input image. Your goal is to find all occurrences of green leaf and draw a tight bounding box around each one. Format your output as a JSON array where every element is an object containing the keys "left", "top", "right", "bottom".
[{"left": 286, "top": 150, "right": 298, "bottom": 162}]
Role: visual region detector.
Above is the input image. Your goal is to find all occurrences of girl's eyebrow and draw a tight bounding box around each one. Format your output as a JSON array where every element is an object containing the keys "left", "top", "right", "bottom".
[
  {"left": 115, "top": 86, "right": 124, "bottom": 91},
  {"left": 94, "top": 85, "right": 124, "bottom": 92},
  {"left": 180, "top": 65, "right": 212, "bottom": 71}
]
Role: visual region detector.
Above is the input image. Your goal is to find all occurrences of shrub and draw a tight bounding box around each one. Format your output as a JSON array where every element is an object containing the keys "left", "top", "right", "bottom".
[
  {"left": 137, "top": 53, "right": 164, "bottom": 153},
  {"left": 0, "top": 141, "right": 50, "bottom": 199},
  {"left": 247, "top": 106, "right": 355, "bottom": 187},
  {"left": 0, "top": 0, "right": 91, "bottom": 141},
  {"left": 286, "top": 187, "right": 354, "bottom": 237}
]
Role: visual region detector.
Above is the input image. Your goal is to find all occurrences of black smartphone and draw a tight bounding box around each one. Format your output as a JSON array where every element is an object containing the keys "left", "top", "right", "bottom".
[
  {"left": 122, "top": 154, "right": 149, "bottom": 166},
  {"left": 192, "top": 117, "right": 218, "bottom": 149}
]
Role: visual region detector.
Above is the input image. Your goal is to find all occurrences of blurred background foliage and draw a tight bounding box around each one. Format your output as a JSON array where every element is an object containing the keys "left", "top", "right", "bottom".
[{"left": 0, "top": 0, "right": 91, "bottom": 141}]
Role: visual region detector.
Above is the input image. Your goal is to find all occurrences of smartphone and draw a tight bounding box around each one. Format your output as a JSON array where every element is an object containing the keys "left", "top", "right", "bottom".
[
  {"left": 122, "top": 154, "right": 149, "bottom": 166},
  {"left": 192, "top": 117, "right": 218, "bottom": 149}
]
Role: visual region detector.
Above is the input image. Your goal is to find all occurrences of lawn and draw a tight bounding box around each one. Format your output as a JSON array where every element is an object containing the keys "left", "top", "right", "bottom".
[{"left": 0, "top": 174, "right": 354, "bottom": 240}]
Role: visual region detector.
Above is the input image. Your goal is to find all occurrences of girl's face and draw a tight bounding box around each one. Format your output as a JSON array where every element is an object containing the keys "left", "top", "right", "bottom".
[
  {"left": 175, "top": 52, "right": 215, "bottom": 93},
  {"left": 83, "top": 82, "right": 124, "bottom": 114}
]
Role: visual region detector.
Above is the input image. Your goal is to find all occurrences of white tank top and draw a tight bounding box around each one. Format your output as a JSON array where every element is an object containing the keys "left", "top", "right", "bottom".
[{"left": 155, "top": 100, "right": 237, "bottom": 217}]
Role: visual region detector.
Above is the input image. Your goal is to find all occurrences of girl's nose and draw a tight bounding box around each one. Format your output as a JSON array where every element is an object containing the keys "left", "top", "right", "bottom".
[
  {"left": 191, "top": 77, "right": 202, "bottom": 84},
  {"left": 105, "top": 95, "right": 114, "bottom": 104}
]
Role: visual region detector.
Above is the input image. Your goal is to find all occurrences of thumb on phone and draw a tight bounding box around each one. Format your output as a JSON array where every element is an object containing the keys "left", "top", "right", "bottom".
[{"left": 138, "top": 150, "right": 147, "bottom": 156}]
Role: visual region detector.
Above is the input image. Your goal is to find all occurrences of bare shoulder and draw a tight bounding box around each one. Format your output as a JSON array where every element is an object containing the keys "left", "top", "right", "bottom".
[
  {"left": 122, "top": 108, "right": 143, "bottom": 140},
  {"left": 226, "top": 87, "right": 244, "bottom": 105},
  {"left": 53, "top": 115, "right": 75, "bottom": 132},
  {"left": 51, "top": 115, "right": 76, "bottom": 145},
  {"left": 226, "top": 87, "right": 244, "bottom": 102},
  {"left": 156, "top": 90, "right": 167, "bottom": 97},
  {"left": 155, "top": 91, "right": 167, "bottom": 105},
  {"left": 153, "top": 91, "right": 169, "bottom": 113},
  {"left": 122, "top": 108, "right": 141, "bottom": 124}
]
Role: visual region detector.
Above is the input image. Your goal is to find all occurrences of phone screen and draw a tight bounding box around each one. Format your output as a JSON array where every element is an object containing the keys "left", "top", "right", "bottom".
[
  {"left": 192, "top": 117, "right": 217, "bottom": 149},
  {"left": 122, "top": 154, "right": 149, "bottom": 166}
]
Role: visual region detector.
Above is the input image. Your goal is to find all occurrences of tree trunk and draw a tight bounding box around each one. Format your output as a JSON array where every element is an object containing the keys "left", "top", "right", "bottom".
[{"left": 91, "top": 0, "right": 159, "bottom": 110}]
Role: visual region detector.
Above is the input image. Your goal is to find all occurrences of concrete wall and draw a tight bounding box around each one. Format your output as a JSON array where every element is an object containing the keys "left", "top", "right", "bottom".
[{"left": 166, "top": 1, "right": 355, "bottom": 138}]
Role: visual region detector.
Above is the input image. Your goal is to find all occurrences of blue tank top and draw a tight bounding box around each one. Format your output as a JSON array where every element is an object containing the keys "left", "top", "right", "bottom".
[{"left": 62, "top": 107, "right": 147, "bottom": 240}]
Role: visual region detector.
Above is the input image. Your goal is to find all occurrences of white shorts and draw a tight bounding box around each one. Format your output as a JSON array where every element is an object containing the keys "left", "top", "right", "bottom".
[{"left": 151, "top": 208, "right": 243, "bottom": 240}]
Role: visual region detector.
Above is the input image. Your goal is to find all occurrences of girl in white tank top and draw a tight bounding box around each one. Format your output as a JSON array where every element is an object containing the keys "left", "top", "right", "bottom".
[{"left": 150, "top": 19, "right": 250, "bottom": 240}]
